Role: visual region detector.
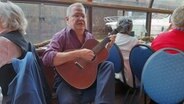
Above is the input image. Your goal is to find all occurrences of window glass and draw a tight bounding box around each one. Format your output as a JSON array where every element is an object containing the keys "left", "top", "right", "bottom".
[
  {"left": 15, "top": 1, "right": 175, "bottom": 43},
  {"left": 16, "top": 3, "right": 67, "bottom": 43},
  {"left": 92, "top": 7, "right": 147, "bottom": 40},
  {"left": 152, "top": 0, "right": 184, "bottom": 10},
  {"left": 150, "top": 13, "right": 171, "bottom": 37},
  {"left": 92, "top": 7, "right": 118, "bottom": 40},
  {"left": 93, "top": 0, "right": 150, "bottom": 7}
]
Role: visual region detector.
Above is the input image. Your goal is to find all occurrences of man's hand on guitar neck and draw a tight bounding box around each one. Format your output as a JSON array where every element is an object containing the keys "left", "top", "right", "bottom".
[{"left": 105, "top": 34, "right": 116, "bottom": 49}]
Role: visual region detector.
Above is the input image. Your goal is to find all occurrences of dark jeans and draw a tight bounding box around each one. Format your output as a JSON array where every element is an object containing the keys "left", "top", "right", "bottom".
[{"left": 56, "top": 61, "right": 115, "bottom": 104}]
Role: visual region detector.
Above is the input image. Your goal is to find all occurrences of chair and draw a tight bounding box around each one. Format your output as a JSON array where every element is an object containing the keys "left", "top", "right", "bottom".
[
  {"left": 114, "top": 44, "right": 153, "bottom": 104},
  {"left": 106, "top": 43, "right": 124, "bottom": 73},
  {"left": 142, "top": 48, "right": 184, "bottom": 104},
  {"left": 107, "top": 43, "right": 134, "bottom": 103},
  {"left": 129, "top": 44, "right": 154, "bottom": 83}
]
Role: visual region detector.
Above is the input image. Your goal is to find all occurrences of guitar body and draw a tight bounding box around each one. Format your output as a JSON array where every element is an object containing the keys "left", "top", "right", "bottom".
[{"left": 56, "top": 39, "right": 108, "bottom": 89}]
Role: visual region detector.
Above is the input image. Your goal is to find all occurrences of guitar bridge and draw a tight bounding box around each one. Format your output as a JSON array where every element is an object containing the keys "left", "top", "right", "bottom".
[{"left": 75, "top": 61, "right": 85, "bottom": 70}]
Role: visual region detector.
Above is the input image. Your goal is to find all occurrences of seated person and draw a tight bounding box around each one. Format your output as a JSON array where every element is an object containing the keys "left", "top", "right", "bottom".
[
  {"left": 114, "top": 17, "right": 139, "bottom": 87},
  {"left": 0, "top": 1, "right": 29, "bottom": 96},
  {"left": 42, "top": 2, "right": 116, "bottom": 104},
  {"left": 151, "top": 5, "right": 184, "bottom": 51},
  {"left": 0, "top": 1, "right": 50, "bottom": 103}
]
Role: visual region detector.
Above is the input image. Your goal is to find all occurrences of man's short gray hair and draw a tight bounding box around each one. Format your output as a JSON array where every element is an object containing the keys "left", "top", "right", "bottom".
[
  {"left": 116, "top": 16, "right": 133, "bottom": 34},
  {"left": 171, "top": 5, "right": 184, "bottom": 28},
  {"left": 66, "top": 3, "right": 85, "bottom": 17},
  {"left": 0, "top": 1, "right": 28, "bottom": 34}
]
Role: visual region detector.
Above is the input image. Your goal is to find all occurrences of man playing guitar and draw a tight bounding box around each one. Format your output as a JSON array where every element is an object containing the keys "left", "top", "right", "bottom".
[{"left": 42, "top": 2, "right": 116, "bottom": 104}]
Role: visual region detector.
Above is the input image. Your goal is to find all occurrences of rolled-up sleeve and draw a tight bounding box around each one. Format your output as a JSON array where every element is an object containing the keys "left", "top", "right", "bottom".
[
  {"left": 42, "top": 31, "right": 65, "bottom": 67},
  {"left": 42, "top": 48, "right": 57, "bottom": 67}
]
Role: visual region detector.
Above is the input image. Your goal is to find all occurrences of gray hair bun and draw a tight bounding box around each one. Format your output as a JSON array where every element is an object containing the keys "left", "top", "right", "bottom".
[{"left": 116, "top": 17, "right": 133, "bottom": 34}]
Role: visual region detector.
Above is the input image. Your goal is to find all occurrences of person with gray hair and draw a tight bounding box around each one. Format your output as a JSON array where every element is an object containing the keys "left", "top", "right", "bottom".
[
  {"left": 116, "top": 17, "right": 133, "bottom": 34},
  {"left": 0, "top": 0, "right": 31, "bottom": 97},
  {"left": 151, "top": 5, "right": 184, "bottom": 51},
  {"left": 0, "top": 1, "right": 27, "bottom": 34},
  {"left": 0, "top": 1, "right": 50, "bottom": 104},
  {"left": 0, "top": 1, "right": 29, "bottom": 96},
  {"left": 42, "top": 2, "right": 116, "bottom": 104},
  {"left": 115, "top": 17, "right": 139, "bottom": 88}
]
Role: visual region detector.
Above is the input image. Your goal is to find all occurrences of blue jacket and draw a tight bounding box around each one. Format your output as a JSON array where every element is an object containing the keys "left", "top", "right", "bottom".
[{"left": 8, "top": 52, "right": 46, "bottom": 104}]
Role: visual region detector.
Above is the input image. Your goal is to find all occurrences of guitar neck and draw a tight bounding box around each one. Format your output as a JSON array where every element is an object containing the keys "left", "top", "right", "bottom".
[
  {"left": 92, "top": 26, "right": 121, "bottom": 54},
  {"left": 92, "top": 37, "right": 110, "bottom": 54}
]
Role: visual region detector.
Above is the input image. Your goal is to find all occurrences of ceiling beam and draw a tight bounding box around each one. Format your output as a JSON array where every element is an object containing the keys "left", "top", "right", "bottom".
[{"left": 11, "top": 0, "right": 173, "bottom": 14}]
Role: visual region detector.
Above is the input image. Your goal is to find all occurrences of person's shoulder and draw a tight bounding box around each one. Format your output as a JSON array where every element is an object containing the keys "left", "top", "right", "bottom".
[
  {"left": 86, "top": 31, "right": 93, "bottom": 36},
  {"left": 151, "top": 32, "right": 169, "bottom": 50},
  {"left": 0, "top": 36, "right": 11, "bottom": 44},
  {"left": 129, "top": 35, "right": 138, "bottom": 41},
  {"left": 0, "top": 36, "right": 17, "bottom": 54},
  {"left": 159, "top": 28, "right": 177, "bottom": 36},
  {"left": 84, "top": 29, "right": 92, "bottom": 35},
  {"left": 0, "top": 36, "right": 23, "bottom": 49},
  {"left": 85, "top": 30, "right": 95, "bottom": 39},
  {"left": 132, "top": 35, "right": 138, "bottom": 39},
  {"left": 53, "top": 27, "right": 68, "bottom": 38},
  {"left": 153, "top": 30, "right": 171, "bottom": 40},
  {"left": 132, "top": 36, "right": 139, "bottom": 44}
]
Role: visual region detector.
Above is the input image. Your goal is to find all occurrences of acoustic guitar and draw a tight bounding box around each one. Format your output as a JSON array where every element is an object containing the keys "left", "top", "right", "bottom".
[{"left": 56, "top": 26, "right": 122, "bottom": 89}]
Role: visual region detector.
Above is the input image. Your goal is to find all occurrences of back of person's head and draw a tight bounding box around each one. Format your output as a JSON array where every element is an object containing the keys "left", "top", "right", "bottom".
[
  {"left": 116, "top": 16, "right": 133, "bottom": 34},
  {"left": 66, "top": 3, "right": 85, "bottom": 17},
  {"left": 171, "top": 5, "right": 184, "bottom": 28},
  {"left": 0, "top": 1, "right": 27, "bottom": 34}
]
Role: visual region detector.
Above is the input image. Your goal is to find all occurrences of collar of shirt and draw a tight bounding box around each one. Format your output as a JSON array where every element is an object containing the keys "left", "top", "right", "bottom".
[
  {"left": 66, "top": 26, "right": 90, "bottom": 41},
  {"left": 66, "top": 26, "right": 89, "bottom": 35},
  {"left": 0, "top": 29, "right": 8, "bottom": 35}
]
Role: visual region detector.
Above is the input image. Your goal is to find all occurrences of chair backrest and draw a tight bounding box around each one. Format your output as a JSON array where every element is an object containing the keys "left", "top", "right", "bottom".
[
  {"left": 129, "top": 44, "right": 154, "bottom": 81},
  {"left": 106, "top": 43, "right": 124, "bottom": 73},
  {"left": 142, "top": 48, "right": 184, "bottom": 104}
]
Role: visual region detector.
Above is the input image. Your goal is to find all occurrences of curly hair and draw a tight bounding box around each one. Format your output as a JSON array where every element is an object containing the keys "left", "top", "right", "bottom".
[
  {"left": 0, "top": 1, "right": 28, "bottom": 34},
  {"left": 171, "top": 5, "right": 184, "bottom": 28},
  {"left": 116, "top": 16, "right": 133, "bottom": 34}
]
